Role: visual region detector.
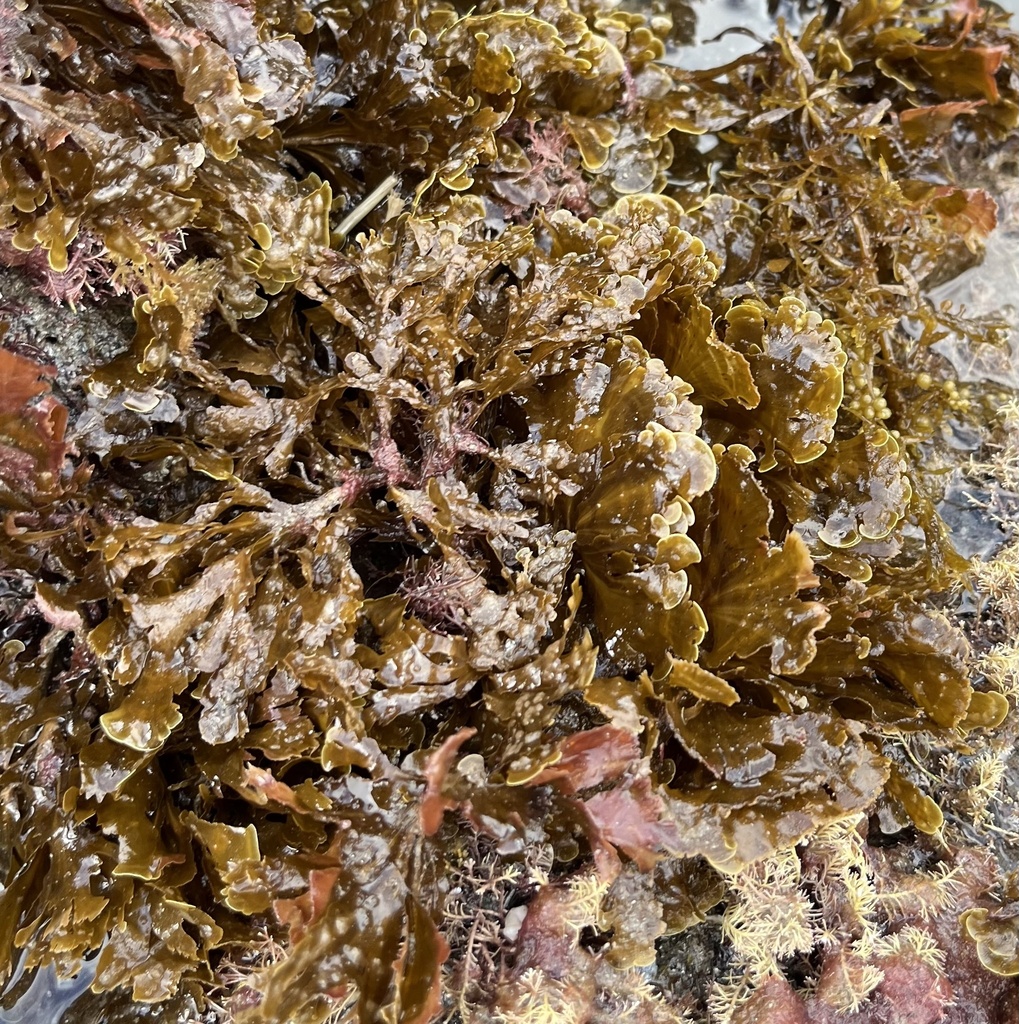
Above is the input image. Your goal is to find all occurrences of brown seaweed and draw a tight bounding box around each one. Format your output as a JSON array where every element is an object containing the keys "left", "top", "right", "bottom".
[{"left": 0, "top": 0, "right": 1017, "bottom": 1020}]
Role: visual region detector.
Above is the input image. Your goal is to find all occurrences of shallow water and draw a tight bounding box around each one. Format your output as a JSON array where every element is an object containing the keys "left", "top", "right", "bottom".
[
  {"left": 0, "top": 956, "right": 96, "bottom": 1024},
  {"left": 662, "top": 0, "right": 809, "bottom": 68},
  {"left": 928, "top": 170, "right": 1019, "bottom": 391}
]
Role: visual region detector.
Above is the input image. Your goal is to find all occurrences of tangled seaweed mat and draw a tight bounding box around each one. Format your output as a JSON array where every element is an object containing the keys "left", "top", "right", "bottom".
[{"left": 1, "top": 0, "right": 1019, "bottom": 1021}]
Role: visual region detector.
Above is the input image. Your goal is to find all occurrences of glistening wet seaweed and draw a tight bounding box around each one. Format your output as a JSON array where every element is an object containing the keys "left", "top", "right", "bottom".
[{"left": 0, "top": 1, "right": 1018, "bottom": 1022}]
